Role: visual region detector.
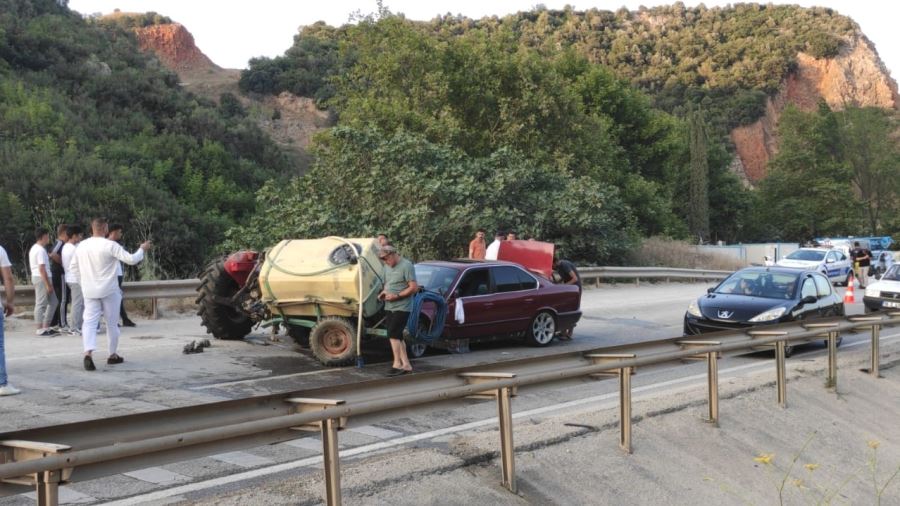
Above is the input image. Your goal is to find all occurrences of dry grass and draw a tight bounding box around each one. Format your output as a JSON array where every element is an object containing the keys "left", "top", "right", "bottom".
[{"left": 630, "top": 237, "right": 745, "bottom": 271}]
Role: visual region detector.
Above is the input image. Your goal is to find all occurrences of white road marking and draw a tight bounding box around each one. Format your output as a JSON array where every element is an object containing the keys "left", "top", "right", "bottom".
[
  {"left": 348, "top": 425, "right": 405, "bottom": 439},
  {"left": 210, "top": 451, "right": 275, "bottom": 468},
  {"left": 25, "top": 485, "right": 95, "bottom": 504},
  {"left": 191, "top": 367, "right": 349, "bottom": 389},
  {"left": 123, "top": 467, "right": 191, "bottom": 485}
]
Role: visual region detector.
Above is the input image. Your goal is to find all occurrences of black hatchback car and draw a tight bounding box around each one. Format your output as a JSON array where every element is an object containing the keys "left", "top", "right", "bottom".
[{"left": 684, "top": 267, "right": 844, "bottom": 352}]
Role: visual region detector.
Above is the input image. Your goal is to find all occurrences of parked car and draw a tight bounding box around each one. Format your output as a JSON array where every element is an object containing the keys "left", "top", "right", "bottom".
[
  {"left": 776, "top": 248, "right": 852, "bottom": 285},
  {"left": 863, "top": 264, "right": 900, "bottom": 313},
  {"left": 414, "top": 260, "right": 582, "bottom": 354},
  {"left": 684, "top": 267, "right": 844, "bottom": 355}
]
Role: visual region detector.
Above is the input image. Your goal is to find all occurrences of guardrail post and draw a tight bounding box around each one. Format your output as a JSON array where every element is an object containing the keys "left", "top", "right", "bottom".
[
  {"left": 285, "top": 398, "right": 347, "bottom": 506},
  {"left": 748, "top": 330, "right": 789, "bottom": 408},
  {"left": 850, "top": 316, "right": 884, "bottom": 378},
  {"left": 583, "top": 354, "right": 636, "bottom": 453},
  {"left": 775, "top": 341, "right": 787, "bottom": 408},
  {"left": 151, "top": 297, "right": 159, "bottom": 320},
  {"left": 802, "top": 322, "right": 840, "bottom": 391},
  {"left": 459, "top": 372, "right": 518, "bottom": 493},
  {"left": 36, "top": 470, "right": 60, "bottom": 506},
  {"left": 676, "top": 341, "right": 720, "bottom": 426},
  {"left": 0, "top": 440, "right": 72, "bottom": 506}
]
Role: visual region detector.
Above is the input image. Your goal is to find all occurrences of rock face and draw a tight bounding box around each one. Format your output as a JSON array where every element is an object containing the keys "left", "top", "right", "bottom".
[
  {"left": 731, "top": 34, "right": 899, "bottom": 183},
  {"left": 133, "top": 23, "right": 218, "bottom": 73}
]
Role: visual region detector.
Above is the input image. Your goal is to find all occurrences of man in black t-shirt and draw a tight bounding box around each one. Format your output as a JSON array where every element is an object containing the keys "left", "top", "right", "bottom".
[
  {"left": 553, "top": 257, "right": 581, "bottom": 340},
  {"left": 48, "top": 224, "right": 69, "bottom": 328},
  {"left": 850, "top": 241, "right": 872, "bottom": 288}
]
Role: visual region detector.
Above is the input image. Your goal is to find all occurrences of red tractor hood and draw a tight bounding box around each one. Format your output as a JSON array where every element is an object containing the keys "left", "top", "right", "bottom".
[{"left": 497, "top": 240, "right": 555, "bottom": 278}]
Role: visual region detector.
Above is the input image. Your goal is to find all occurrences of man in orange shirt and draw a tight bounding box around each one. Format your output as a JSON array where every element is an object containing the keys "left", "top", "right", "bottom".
[{"left": 468, "top": 229, "right": 486, "bottom": 259}]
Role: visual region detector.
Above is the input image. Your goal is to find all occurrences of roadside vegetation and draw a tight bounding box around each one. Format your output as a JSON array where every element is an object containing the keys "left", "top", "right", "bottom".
[{"left": 0, "top": 0, "right": 291, "bottom": 277}]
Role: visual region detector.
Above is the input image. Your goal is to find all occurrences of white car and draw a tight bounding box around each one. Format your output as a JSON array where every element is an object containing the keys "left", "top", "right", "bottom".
[
  {"left": 864, "top": 264, "right": 900, "bottom": 312},
  {"left": 775, "top": 248, "right": 852, "bottom": 285}
]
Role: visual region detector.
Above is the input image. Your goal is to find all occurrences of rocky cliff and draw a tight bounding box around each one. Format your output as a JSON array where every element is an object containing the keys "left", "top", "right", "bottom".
[
  {"left": 133, "top": 23, "right": 218, "bottom": 73},
  {"left": 133, "top": 22, "right": 330, "bottom": 169},
  {"left": 730, "top": 33, "right": 899, "bottom": 183}
]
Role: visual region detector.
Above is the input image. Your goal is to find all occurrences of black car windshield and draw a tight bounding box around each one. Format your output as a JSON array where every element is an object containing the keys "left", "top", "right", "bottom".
[
  {"left": 414, "top": 265, "right": 458, "bottom": 295},
  {"left": 715, "top": 271, "right": 800, "bottom": 300},
  {"left": 882, "top": 265, "right": 900, "bottom": 281},
  {"left": 785, "top": 250, "right": 825, "bottom": 261}
]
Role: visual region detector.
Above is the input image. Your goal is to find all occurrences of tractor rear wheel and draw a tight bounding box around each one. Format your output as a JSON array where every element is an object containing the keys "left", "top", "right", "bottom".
[
  {"left": 196, "top": 259, "right": 252, "bottom": 340},
  {"left": 310, "top": 317, "right": 357, "bottom": 367}
]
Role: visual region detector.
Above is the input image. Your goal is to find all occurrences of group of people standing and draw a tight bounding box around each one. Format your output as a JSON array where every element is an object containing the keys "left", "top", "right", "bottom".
[{"left": 0, "top": 218, "right": 152, "bottom": 396}]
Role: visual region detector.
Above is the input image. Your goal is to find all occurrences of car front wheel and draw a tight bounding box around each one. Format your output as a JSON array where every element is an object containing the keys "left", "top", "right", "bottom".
[{"left": 527, "top": 311, "right": 556, "bottom": 347}]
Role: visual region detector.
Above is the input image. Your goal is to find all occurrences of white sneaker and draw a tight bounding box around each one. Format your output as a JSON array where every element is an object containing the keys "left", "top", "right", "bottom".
[{"left": 0, "top": 384, "right": 21, "bottom": 396}]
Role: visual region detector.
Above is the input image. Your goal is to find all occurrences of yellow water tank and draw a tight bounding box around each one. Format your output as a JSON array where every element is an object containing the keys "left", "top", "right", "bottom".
[{"left": 259, "top": 237, "right": 384, "bottom": 318}]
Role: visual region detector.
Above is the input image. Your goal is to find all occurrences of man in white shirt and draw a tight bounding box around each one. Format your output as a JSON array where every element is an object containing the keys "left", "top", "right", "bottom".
[
  {"left": 29, "top": 228, "right": 58, "bottom": 336},
  {"left": 0, "top": 244, "right": 21, "bottom": 396},
  {"left": 61, "top": 225, "right": 85, "bottom": 335},
  {"left": 69, "top": 218, "right": 151, "bottom": 371},
  {"left": 485, "top": 231, "right": 505, "bottom": 260}
]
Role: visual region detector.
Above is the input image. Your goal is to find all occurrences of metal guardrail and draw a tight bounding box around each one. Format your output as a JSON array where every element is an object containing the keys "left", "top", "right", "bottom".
[
  {"left": 8, "top": 279, "right": 200, "bottom": 318},
  {"left": 0, "top": 311, "right": 896, "bottom": 506},
  {"left": 579, "top": 266, "right": 731, "bottom": 286},
  {"left": 4, "top": 267, "right": 728, "bottom": 315}
]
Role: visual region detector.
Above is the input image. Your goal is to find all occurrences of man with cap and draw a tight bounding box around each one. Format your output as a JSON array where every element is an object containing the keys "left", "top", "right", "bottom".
[{"left": 378, "top": 245, "right": 418, "bottom": 376}]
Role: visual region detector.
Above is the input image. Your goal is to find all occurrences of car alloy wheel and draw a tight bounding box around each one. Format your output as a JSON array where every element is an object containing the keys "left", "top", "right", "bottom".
[{"left": 528, "top": 311, "right": 556, "bottom": 347}]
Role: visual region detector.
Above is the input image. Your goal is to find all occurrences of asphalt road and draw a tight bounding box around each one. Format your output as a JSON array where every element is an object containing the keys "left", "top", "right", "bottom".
[{"left": 0, "top": 281, "right": 875, "bottom": 505}]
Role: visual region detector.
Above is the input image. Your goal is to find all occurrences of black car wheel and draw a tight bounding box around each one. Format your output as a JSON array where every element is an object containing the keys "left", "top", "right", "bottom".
[{"left": 527, "top": 311, "right": 556, "bottom": 347}]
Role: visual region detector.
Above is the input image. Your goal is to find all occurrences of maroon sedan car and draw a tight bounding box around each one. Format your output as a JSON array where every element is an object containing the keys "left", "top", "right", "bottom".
[{"left": 412, "top": 260, "right": 582, "bottom": 354}]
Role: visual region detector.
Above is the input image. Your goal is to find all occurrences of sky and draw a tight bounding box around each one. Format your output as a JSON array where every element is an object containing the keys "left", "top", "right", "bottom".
[{"left": 67, "top": 1, "right": 896, "bottom": 79}]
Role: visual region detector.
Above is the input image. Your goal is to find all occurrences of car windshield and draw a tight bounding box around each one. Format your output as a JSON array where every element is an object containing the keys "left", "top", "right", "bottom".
[
  {"left": 882, "top": 265, "right": 900, "bottom": 281},
  {"left": 414, "top": 265, "right": 458, "bottom": 295},
  {"left": 715, "top": 271, "right": 800, "bottom": 300},
  {"left": 785, "top": 250, "right": 825, "bottom": 261}
]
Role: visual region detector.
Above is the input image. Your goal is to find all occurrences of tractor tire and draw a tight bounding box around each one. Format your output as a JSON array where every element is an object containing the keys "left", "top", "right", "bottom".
[
  {"left": 288, "top": 325, "right": 311, "bottom": 347},
  {"left": 196, "top": 259, "right": 252, "bottom": 340},
  {"left": 310, "top": 317, "right": 357, "bottom": 367}
]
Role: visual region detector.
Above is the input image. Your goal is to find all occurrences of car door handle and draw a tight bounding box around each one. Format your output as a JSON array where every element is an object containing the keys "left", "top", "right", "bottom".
[
  {"left": 524, "top": 298, "right": 534, "bottom": 303},
  {"left": 484, "top": 302, "right": 494, "bottom": 307}
]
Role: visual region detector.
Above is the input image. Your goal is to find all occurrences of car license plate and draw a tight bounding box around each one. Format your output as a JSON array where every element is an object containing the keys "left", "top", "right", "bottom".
[{"left": 884, "top": 301, "right": 900, "bottom": 308}]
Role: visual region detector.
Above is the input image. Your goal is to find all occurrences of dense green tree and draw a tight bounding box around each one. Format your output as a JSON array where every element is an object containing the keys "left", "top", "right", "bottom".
[
  {"left": 225, "top": 128, "right": 637, "bottom": 264},
  {"left": 688, "top": 106, "right": 710, "bottom": 242}
]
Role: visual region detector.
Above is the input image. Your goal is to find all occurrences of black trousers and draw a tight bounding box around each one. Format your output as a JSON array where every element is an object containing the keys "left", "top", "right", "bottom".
[{"left": 50, "top": 270, "right": 66, "bottom": 327}]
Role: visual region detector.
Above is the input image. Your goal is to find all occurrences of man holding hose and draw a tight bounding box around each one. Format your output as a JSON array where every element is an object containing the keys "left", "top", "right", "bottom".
[{"left": 378, "top": 245, "right": 418, "bottom": 376}]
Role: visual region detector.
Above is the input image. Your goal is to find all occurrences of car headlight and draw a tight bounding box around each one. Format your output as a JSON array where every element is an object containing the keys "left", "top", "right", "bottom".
[
  {"left": 865, "top": 287, "right": 881, "bottom": 298},
  {"left": 687, "top": 300, "right": 702, "bottom": 317},
  {"left": 748, "top": 306, "right": 787, "bottom": 323}
]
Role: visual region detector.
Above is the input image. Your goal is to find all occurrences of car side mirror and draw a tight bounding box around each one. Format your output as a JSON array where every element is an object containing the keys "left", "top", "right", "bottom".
[
  {"left": 707, "top": 287, "right": 715, "bottom": 294},
  {"left": 800, "top": 295, "right": 817, "bottom": 305}
]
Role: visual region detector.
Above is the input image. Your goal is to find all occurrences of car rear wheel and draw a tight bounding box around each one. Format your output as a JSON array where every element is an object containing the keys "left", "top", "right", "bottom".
[
  {"left": 822, "top": 336, "right": 844, "bottom": 347},
  {"left": 405, "top": 318, "right": 430, "bottom": 359},
  {"left": 784, "top": 344, "right": 795, "bottom": 358},
  {"left": 310, "top": 317, "right": 357, "bottom": 367},
  {"left": 527, "top": 311, "right": 556, "bottom": 347}
]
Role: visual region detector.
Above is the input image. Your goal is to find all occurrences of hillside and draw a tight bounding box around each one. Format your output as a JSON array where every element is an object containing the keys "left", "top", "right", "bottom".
[
  {"left": 0, "top": 0, "right": 290, "bottom": 275},
  {"left": 239, "top": 4, "right": 898, "bottom": 183},
  {"left": 128, "top": 21, "right": 329, "bottom": 168}
]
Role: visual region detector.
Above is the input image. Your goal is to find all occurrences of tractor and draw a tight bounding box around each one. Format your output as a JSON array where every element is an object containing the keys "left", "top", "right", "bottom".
[{"left": 196, "top": 237, "right": 432, "bottom": 366}]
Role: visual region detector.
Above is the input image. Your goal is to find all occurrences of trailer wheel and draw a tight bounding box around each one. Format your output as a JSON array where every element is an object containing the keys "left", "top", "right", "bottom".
[
  {"left": 196, "top": 259, "right": 252, "bottom": 340},
  {"left": 288, "top": 325, "right": 311, "bottom": 347},
  {"left": 310, "top": 317, "right": 357, "bottom": 366}
]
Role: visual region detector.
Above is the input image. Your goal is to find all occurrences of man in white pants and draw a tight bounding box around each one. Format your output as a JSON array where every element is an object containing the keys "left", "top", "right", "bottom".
[{"left": 69, "top": 218, "right": 151, "bottom": 371}]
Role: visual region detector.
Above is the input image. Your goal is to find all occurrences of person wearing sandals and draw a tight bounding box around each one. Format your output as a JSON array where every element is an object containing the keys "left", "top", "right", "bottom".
[
  {"left": 378, "top": 245, "right": 418, "bottom": 376},
  {"left": 68, "top": 218, "right": 151, "bottom": 371},
  {"left": 0, "top": 244, "right": 21, "bottom": 396}
]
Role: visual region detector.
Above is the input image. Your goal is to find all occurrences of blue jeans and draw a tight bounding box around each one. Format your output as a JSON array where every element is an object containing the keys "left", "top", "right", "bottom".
[{"left": 0, "top": 311, "right": 7, "bottom": 387}]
